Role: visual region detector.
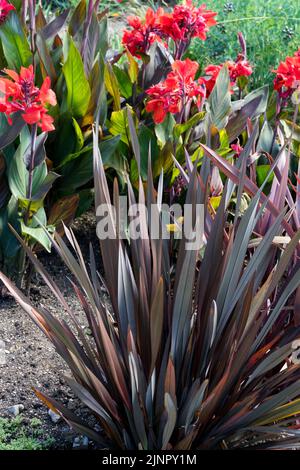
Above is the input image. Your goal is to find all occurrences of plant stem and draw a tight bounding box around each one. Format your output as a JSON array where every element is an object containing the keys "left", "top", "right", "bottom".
[
  {"left": 28, "top": 0, "right": 36, "bottom": 70},
  {"left": 16, "top": 247, "right": 26, "bottom": 288},
  {"left": 141, "top": 61, "right": 146, "bottom": 91},
  {"left": 22, "top": 0, "right": 28, "bottom": 25}
]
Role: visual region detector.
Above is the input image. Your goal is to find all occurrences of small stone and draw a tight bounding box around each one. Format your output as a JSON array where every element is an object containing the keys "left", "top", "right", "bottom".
[
  {"left": 0, "top": 340, "right": 6, "bottom": 366},
  {"left": 67, "top": 400, "right": 76, "bottom": 411},
  {"left": 48, "top": 409, "right": 61, "bottom": 424},
  {"left": 73, "top": 435, "right": 89, "bottom": 450},
  {"left": 94, "top": 424, "right": 101, "bottom": 433},
  {"left": 33, "top": 402, "right": 42, "bottom": 409},
  {"left": 7, "top": 404, "right": 24, "bottom": 416}
]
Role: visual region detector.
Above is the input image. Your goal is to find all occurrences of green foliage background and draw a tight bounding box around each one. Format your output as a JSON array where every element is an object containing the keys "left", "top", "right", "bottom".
[
  {"left": 190, "top": 0, "right": 300, "bottom": 88},
  {"left": 42, "top": 0, "right": 129, "bottom": 13}
]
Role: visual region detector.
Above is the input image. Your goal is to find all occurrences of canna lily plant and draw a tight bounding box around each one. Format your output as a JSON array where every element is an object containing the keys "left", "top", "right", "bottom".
[
  {"left": 2, "top": 122, "right": 300, "bottom": 449},
  {"left": 0, "top": 0, "right": 111, "bottom": 280},
  {"left": 0, "top": 1, "right": 60, "bottom": 282}
]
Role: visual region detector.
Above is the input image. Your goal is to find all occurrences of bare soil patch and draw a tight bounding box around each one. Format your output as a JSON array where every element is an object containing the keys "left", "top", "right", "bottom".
[{"left": 0, "top": 212, "right": 100, "bottom": 449}]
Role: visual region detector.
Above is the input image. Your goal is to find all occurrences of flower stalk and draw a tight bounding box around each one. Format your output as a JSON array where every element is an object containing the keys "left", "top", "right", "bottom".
[
  {"left": 28, "top": 0, "right": 36, "bottom": 70},
  {"left": 21, "top": 0, "right": 28, "bottom": 25}
]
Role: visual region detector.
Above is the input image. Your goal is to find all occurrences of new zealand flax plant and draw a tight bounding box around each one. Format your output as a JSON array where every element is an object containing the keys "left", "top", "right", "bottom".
[{"left": 2, "top": 123, "right": 300, "bottom": 449}]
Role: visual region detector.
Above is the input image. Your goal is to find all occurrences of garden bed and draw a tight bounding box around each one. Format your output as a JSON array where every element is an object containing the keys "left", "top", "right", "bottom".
[
  {"left": 0, "top": 212, "right": 99, "bottom": 449},
  {"left": 0, "top": 0, "right": 300, "bottom": 454}
]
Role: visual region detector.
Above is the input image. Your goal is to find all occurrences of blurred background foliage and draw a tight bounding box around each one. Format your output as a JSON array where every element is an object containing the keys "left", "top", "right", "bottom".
[{"left": 189, "top": 0, "right": 300, "bottom": 89}]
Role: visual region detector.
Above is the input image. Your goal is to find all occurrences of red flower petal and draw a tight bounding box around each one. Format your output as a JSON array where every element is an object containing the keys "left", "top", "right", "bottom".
[{"left": 22, "top": 108, "right": 41, "bottom": 125}]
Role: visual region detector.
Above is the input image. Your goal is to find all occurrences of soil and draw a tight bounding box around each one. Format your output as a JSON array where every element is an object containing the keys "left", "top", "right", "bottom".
[{"left": 0, "top": 212, "right": 102, "bottom": 449}]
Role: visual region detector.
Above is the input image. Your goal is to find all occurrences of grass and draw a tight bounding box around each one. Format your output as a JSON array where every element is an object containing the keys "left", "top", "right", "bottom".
[
  {"left": 0, "top": 416, "right": 55, "bottom": 450},
  {"left": 189, "top": 0, "right": 300, "bottom": 89}
]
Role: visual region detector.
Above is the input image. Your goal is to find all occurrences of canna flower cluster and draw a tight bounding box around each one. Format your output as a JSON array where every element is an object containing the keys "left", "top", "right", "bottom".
[
  {"left": 0, "top": 65, "right": 57, "bottom": 132},
  {"left": 158, "top": 0, "right": 217, "bottom": 58},
  {"left": 0, "top": 0, "right": 14, "bottom": 24},
  {"left": 204, "top": 56, "right": 253, "bottom": 96},
  {"left": 231, "top": 142, "right": 244, "bottom": 157},
  {"left": 122, "top": 1, "right": 217, "bottom": 59},
  {"left": 273, "top": 49, "right": 300, "bottom": 100},
  {"left": 146, "top": 59, "right": 205, "bottom": 124},
  {"left": 122, "top": 8, "right": 164, "bottom": 58}
]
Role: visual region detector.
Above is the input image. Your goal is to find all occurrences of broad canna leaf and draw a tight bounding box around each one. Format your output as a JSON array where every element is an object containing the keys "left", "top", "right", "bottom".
[
  {"left": 82, "top": 11, "right": 100, "bottom": 76},
  {"left": 48, "top": 194, "right": 79, "bottom": 235},
  {"left": 23, "top": 132, "right": 47, "bottom": 171},
  {"left": 226, "top": 85, "right": 269, "bottom": 141},
  {"left": 0, "top": 113, "right": 25, "bottom": 151},
  {"left": 68, "top": 0, "right": 86, "bottom": 37},
  {"left": 36, "top": 32, "right": 57, "bottom": 83},
  {"left": 63, "top": 38, "right": 91, "bottom": 118},
  {"left": 40, "top": 9, "right": 70, "bottom": 41},
  {"left": 7, "top": 128, "right": 46, "bottom": 200},
  {"left": 104, "top": 62, "right": 121, "bottom": 111},
  {"left": 0, "top": 10, "right": 31, "bottom": 70},
  {"left": 207, "top": 66, "right": 231, "bottom": 131}
]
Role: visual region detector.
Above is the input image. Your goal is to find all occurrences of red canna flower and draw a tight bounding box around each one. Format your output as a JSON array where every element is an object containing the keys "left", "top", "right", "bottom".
[
  {"left": 229, "top": 55, "right": 253, "bottom": 80},
  {"left": 203, "top": 63, "right": 223, "bottom": 95},
  {"left": 0, "top": 0, "right": 15, "bottom": 24},
  {"left": 0, "top": 65, "right": 57, "bottom": 131},
  {"left": 231, "top": 142, "right": 243, "bottom": 157},
  {"left": 159, "top": 1, "right": 217, "bottom": 42},
  {"left": 146, "top": 58, "right": 205, "bottom": 124},
  {"left": 158, "top": 1, "right": 216, "bottom": 58},
  {"left": 122, "top": 2, "right": 216, "bottom": 60},
  {"left": 145, "top": 82, "right": 177, "bottom": 125},
  {"left": 170, "top": 59, "right": 205, "bottom": 102},
  {"left": 204, "top": 57, "right": 253, "bottom": 96},
  {"left": 273, "top": 49, "right": 300, "bottom": 99},
  {"left": 122, "top": 8, "right": 164, "bottom": 58}
]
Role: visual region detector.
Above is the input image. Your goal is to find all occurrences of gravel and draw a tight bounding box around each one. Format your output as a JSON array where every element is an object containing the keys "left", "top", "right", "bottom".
[{"left": 0, "top": 212, "right": 101, "bottom": 449}]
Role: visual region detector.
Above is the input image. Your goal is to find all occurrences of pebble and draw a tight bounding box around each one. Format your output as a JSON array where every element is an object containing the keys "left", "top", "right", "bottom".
[
  {"left": 67, "top": 399, "right": 77, "bottom": 411},
  {"left": 33, "top": 402, "right": 43, "bottom": 409},
  {"left": 0, "top": 340, "right": 6, "bottom": 366},
  {"left": 73, "top": 436, "right": 89, "bottom": 450},
  {"left": 7, "top": 404, "right": 24, "bottom": 416},
  {"left": 48, "top": 409, "right": 62, "bottom": 424},
  {"left": 94, "top": 424, "right": 101, "bottom": 433}
]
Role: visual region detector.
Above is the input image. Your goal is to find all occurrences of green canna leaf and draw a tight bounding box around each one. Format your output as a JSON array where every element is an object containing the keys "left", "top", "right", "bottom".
[
  {"left": 63, "top": 38, "right": 91, "bottom": 118},
  {"left": 0, "top": 10, "right": 31, "bottom": 70}
]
